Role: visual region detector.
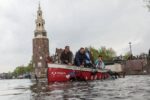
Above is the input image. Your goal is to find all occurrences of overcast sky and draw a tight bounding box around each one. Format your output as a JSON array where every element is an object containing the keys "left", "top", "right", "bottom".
[{"left": 0, "top": 0, "right": 150, "bottom": 72}]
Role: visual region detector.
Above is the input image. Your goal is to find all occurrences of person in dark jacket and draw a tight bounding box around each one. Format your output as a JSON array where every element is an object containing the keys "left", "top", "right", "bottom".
[
  {"left": 74, "top": 48, "right": 85, "bottom": 66},
  {"left": 60, "top": 46, "right": 73, "bottom": 65}
]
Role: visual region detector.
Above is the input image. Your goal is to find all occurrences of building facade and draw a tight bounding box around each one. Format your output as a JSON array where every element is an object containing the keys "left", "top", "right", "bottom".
[{"left": 33, "top": 4, "right": 49, "bottom": 78}]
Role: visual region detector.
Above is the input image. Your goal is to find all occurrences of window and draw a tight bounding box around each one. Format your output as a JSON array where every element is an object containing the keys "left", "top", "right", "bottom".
[
  {"left": 38, "top": 62, "right": 42, "bottom": 67},
  {"left": 39, "top": 56, "right": 43, "bottom": 60}
]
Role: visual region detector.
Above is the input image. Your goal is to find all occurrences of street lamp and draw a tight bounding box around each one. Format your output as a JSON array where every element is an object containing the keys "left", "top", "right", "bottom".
[{"left": 129, "top": 42, "right": 132, "bottom": 56}]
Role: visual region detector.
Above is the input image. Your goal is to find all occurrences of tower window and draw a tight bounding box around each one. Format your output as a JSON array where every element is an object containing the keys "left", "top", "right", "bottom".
[
  {"left": 39, "top": 56, "right": 43, "bottom": 60},
  {"left": 39, "top": 23, "right": 41, "bottom": 26},
  {"left": 39, "top": 13, "right": 41, "bottom": 16},
  {"left": 38, "top": 62, "right": 42, "bottom": 67}
]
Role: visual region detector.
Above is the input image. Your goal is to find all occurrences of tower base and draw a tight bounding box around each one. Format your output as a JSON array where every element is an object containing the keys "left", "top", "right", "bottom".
[{"left": 32, "top": 67, "right": 48, "bottom": 83}]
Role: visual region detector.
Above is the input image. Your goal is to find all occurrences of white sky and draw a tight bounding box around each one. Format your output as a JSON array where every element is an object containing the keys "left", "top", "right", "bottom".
[{"left": 0, "top": 0, "right": 150, "bottom": 72}]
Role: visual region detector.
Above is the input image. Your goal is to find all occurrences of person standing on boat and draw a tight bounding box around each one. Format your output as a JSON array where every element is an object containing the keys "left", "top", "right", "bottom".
[
  {"left": 74, "top": 48, "right": 86, "bottom": 67},
  {"left": 95, "top": 55, "right": 105, "bottom": 69},
  {"left": 60, "top": 46, "right": 73, "bottom": 65},
  {"left": 84, "top": 48, "right": 94, "bottom": 68}
]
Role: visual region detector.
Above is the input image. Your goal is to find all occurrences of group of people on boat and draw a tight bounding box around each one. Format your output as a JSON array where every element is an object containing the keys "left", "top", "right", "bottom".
[
  {"left": 59, "top": 46, "right": 105, "bottom": 69},
  {"left": 45, "top": 46, "right": 125, "bottom": 80}
]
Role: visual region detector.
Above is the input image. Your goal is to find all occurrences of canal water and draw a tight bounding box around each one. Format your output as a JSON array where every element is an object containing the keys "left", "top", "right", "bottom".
[{"left": 0, "top": 75, "right": 150, "bottom": 100}]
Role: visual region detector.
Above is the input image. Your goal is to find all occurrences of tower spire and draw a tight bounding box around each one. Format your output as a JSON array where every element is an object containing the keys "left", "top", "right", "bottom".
[
  {"left": 38, "top": 1, "right": 41, "bottom": 10},
  {"left": 34, "top": 3, "right": 47, "bottom": 37}
]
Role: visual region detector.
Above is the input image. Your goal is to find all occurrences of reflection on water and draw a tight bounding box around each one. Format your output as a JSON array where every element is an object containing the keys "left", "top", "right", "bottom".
[{"left": 0, "top": 76, "right": 150, "bottom": 100}]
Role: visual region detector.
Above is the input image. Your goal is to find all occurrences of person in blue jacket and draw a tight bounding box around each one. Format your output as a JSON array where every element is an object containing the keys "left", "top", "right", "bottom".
[
  {"left": 84, "top": 48, "right": 94, "bottom": 68},
  {"left": 74, "top": 48, "right": 86, "bottom": 67}
]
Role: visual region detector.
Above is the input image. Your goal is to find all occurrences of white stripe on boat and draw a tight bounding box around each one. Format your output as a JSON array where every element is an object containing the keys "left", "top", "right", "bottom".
[{"left": 48, "top": 64, "right": 108, "bottom": 73}]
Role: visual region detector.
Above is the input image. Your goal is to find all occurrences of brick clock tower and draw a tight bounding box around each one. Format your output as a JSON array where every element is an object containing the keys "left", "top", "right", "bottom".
[{"left": 33, "top": 4, "right": 49, "bottom": 78}]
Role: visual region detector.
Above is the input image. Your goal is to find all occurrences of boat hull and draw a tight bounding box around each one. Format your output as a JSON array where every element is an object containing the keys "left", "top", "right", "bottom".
[{"left": 47, "top": 64, "right": 110, "bottom": 83}]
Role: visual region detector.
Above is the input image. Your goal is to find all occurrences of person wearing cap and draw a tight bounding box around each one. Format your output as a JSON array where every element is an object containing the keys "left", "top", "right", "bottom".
[{"left": 60, "top": 46, "right": 73, "bottom": 65}]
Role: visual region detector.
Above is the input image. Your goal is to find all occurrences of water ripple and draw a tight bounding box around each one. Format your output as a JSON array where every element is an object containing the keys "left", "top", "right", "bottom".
[{"left": 0, "top": 76, "right": 150, "bottom": 100}]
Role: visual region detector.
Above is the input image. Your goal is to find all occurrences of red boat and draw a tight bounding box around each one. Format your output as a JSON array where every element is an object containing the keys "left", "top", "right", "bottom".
[{"left": 47, "top": 64, "right": 111, "bottom": 83}]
